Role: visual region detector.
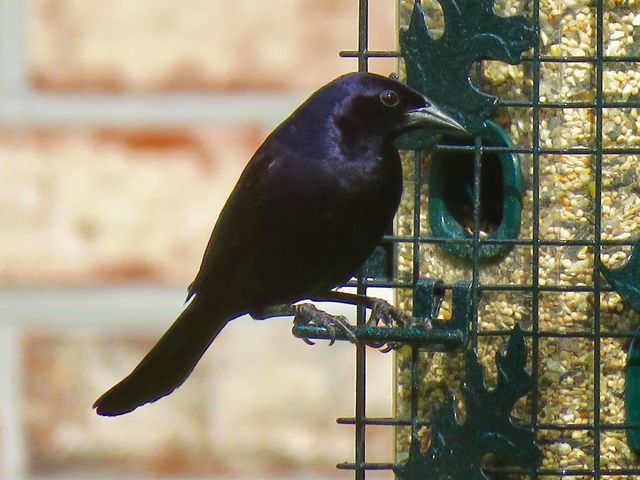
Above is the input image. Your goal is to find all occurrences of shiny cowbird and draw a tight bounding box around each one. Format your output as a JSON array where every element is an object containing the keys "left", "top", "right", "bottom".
[{"left": 94, "top": 72, "right": 465, "bottom": 416}]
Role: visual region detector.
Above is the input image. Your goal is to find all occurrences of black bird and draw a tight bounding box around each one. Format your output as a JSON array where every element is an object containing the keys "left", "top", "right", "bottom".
[{"left": 94, "top": 72, "right": 465, "bottom": 416}]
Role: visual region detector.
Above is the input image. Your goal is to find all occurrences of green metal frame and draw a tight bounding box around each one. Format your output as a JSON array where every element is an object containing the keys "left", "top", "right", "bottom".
[{"left": 428, "top": 120, "right": 522, "bottom": 259}]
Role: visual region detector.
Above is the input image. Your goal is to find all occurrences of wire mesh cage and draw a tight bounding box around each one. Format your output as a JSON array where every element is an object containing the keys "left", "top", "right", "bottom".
[{"left": 330, "top": 0, "right": 640, "bottom": 478}]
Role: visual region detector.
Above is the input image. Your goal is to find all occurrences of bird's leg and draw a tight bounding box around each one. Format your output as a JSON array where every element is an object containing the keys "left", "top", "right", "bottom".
[
  {"left": 251, "top": 304, "right": 296, "bottom": 320},
  {"left": 292, "top": 303, "right": 357, "bottom": 346},
  {"left": 251, "top": 303, "right": 356, "bottom": 346}
]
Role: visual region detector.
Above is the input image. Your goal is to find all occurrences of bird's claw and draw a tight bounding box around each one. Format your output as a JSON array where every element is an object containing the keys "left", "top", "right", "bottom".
[
  {"left": 293, "top": 303, "right": 357, "bottom": 345},
  {"left": 366, "top": 298, "right": 412, "bottom": 328},
  {"left": 366, "top": 299, "right": 431, "bottom": 352}
]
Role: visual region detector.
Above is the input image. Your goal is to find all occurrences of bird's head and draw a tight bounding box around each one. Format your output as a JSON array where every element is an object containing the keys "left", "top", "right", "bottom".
[{"left": 331, "top": 72, "right": 467, "bottom": 140}]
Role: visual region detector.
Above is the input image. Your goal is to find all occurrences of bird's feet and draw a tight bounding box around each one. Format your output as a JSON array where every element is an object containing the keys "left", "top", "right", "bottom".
[
  {"left": 366, "top": 298, "right": 431, "bottom": 352},
  {"left": 293, "top": 303, "right": 357, "bottom": 346}
]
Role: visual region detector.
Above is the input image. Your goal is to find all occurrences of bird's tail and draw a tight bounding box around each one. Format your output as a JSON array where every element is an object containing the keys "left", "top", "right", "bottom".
[{"left": 93, "top": 296, "right": 235, "bottom": 416}]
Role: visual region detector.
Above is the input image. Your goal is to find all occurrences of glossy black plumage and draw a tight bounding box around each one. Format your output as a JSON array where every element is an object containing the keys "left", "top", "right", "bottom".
[{"left": 93, "top": 72, "right": 464, "bottom": 416}]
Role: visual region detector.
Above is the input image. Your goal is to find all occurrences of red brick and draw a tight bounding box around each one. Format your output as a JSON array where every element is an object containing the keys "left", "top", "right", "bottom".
[
  {"left": 22, "top": 331, "right": 218, "bottom": 476},
  {"left": 21, "top": 316, "right": 392, "bottom": 476},
  {"left": 0, "top": 126, "right": 266, "bottom": 286},
  {"left": 29, "top": 0, "right": 395, "bottom": 92}
]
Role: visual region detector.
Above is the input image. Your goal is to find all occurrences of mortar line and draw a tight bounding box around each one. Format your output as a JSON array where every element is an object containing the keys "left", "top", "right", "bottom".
[
  {"left": 0, "top": 0, "right": 29, "bottom": 95},
  {"left": 0, "top": 93, "right": 306, "bottom": 127},
  {"left": 0, "top": 323, "right": 25, "bottom": 480}
]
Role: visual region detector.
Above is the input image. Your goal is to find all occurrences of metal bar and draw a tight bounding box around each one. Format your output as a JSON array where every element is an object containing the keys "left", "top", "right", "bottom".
[
  {"left": 340, "top": 280, "right": 622, "bottom": 294},
  {"left": 357, "top": 0, "right": 369, "bottom": 73},
  {"left": 340, "top": 48, "right": 640, "bottom": 64},
  {"left": 293, "top": 324, "right": 465, "bottom": 348},
  {"left": 409, "top": 144, "right": 423, "bottom": 451},
  {"left": 427, "top": 144, "right": 640, "bottom": 155},
  {"left": 338, "top": 462, "right": 640, "bottom": 476},
  {"left": 341, "top": 281, "right": 624, "bottom": 295},
  {"left": 354, "top": 3, "right": 369, "bottom": 478},
  {"left": 471, "top": 135, "right": 482, "bottom": 349},
  {"left": 338, "top": 416, "right": 640, "bottom": 430},
  {"left": 381, "top": 235, "right": 640, "bottom": 246},
  {"left": 530, "top": 3, "right": 542, "bottom": 480},
  {"left": 593, "top": 0, "right": 605, "bottom": 477},
  {"left": 500, "top": 99, "right": 640, "bottom": 108},
  {"left": 354, "top": 278, "right": 367, "bottom": 480},
  {"left": 411, "top": 154, "right": 423, "bottom": 316}
]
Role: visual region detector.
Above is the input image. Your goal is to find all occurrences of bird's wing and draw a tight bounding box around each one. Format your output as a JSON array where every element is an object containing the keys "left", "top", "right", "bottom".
[{"left": 186, "top": 149, "right": 273, "bottom": 302}]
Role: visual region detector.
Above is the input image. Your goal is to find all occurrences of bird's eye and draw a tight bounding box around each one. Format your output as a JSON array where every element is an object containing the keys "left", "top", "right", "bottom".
[{"left": 379, "top": 90, "right": 399, "bottom": 108}]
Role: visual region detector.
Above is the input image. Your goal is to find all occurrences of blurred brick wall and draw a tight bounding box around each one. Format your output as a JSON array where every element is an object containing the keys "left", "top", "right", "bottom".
[
  {"left": 0, "top": 1, "right": 396, "bottom": 479},
  {"left": 29, "top": 0, "right": 395, "bottom": 93},
  {"left": 1, "top": 127, "right": 266, "bottom": 285}
]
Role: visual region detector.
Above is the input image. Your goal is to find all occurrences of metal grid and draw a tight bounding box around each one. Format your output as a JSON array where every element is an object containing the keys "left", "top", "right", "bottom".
[{"left": 334, "top": 0, "right": 640, "bottom": 478}]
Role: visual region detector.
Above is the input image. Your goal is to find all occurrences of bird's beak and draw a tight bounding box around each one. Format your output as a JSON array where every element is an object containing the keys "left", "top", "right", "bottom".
[{"left": 404, "top": 102, "right": 467, "bottom": 133}]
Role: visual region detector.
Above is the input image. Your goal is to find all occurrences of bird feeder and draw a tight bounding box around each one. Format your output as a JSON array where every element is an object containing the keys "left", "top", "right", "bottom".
[{"left": 394, "top": 0, "right": 640, "bottom": 478}]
